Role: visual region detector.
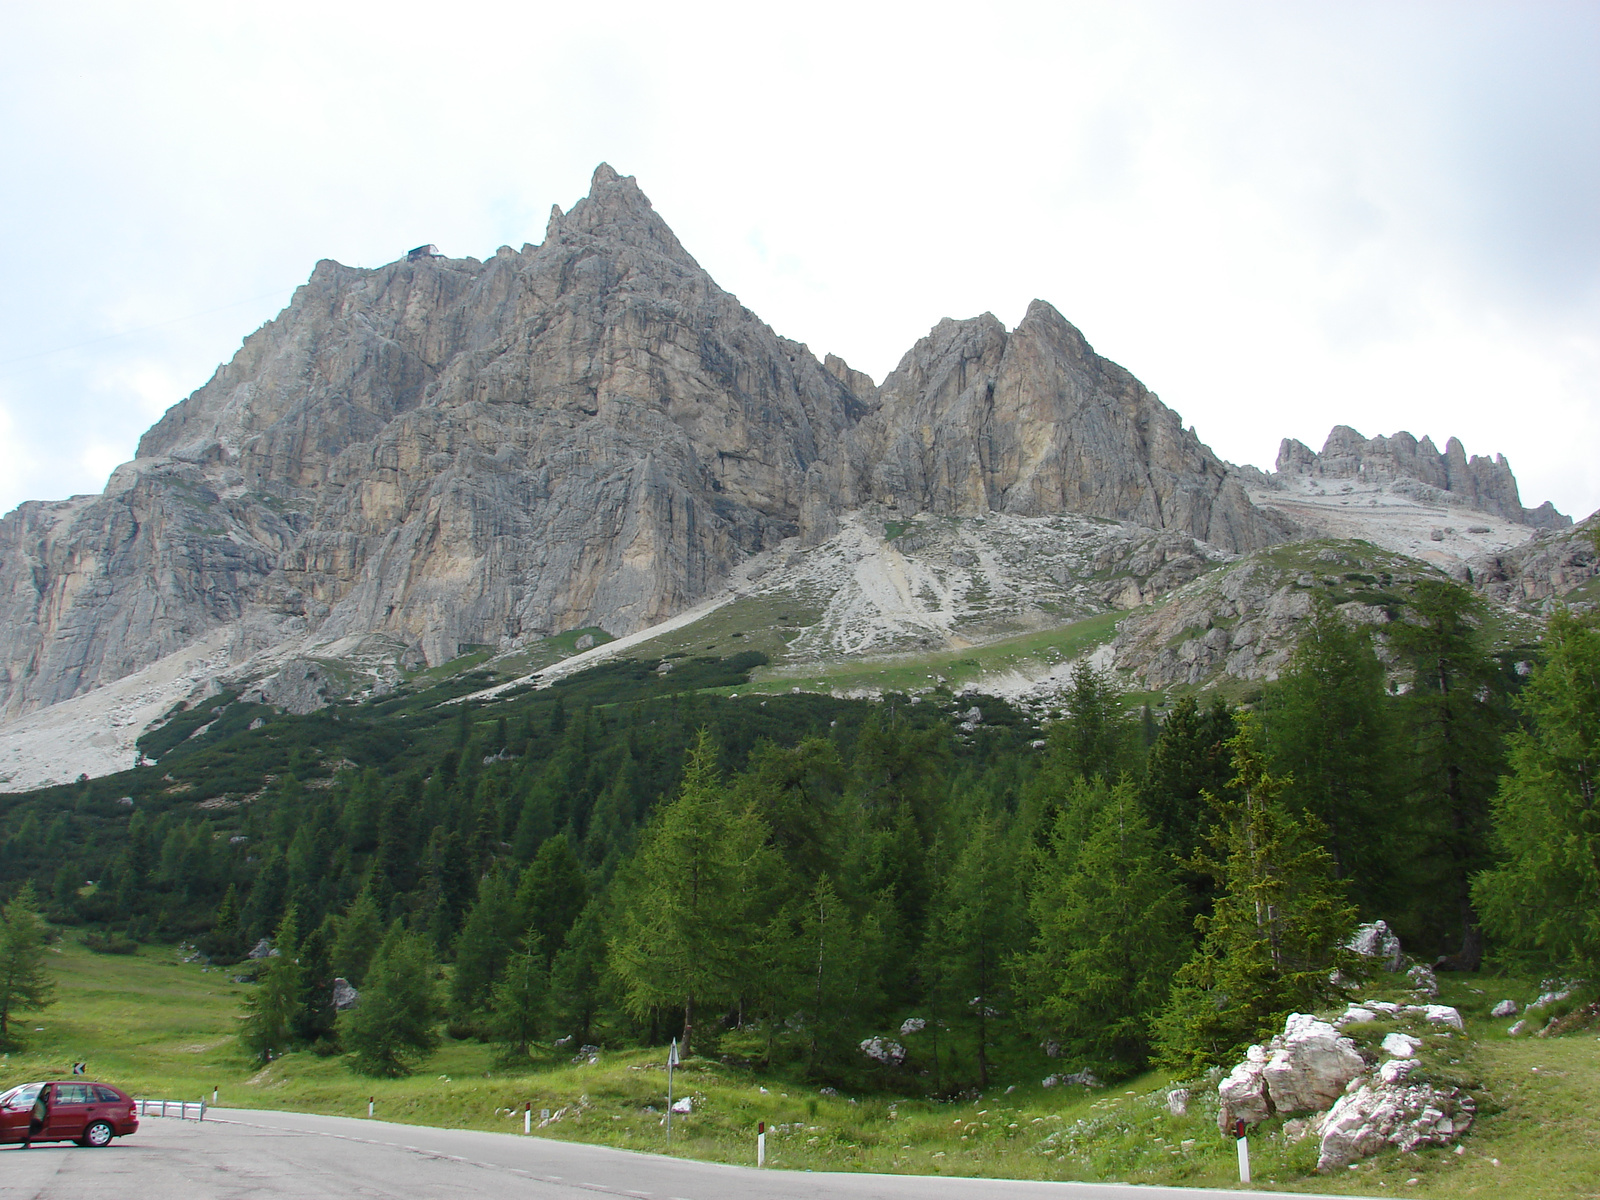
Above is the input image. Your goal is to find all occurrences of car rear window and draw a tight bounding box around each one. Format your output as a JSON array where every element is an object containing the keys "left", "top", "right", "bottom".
[{"left": 93, "top": 1086, "right": 123, "bottom": 1103}]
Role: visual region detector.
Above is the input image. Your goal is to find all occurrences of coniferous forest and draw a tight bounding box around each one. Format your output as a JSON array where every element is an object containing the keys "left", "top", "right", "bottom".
[{"left": 1, "top": 578, "right": 1596, "bottom": 1090}]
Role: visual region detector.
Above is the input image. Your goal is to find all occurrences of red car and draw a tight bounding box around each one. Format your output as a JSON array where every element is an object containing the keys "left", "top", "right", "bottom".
[{"left": 0, "top": 1081, "right": 139, "bottom": 1147}]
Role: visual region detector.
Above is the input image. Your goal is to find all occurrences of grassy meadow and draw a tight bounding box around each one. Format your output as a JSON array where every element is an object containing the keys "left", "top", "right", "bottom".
[{"left": 3, "top": 935, "right": 1596, "bottom": 1197}]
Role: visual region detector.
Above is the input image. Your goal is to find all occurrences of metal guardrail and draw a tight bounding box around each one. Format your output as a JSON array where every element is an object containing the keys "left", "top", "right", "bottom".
[{"left": 136, "top": 1098, "right": 208, "bottom": 1121}]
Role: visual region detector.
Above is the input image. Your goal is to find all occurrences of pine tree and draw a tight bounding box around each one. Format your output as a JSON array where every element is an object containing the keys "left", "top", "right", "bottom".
[
  {"left": 332, "top": 887, "right": 383, "bottom": 987},
  {"left": 0, "top": 883, "right": 55, "bottom": 1049},
  {"left": 927, "top": 815, "right": 1020, "bottom": 1090},
  {"left": 490, "top": 928, "right": 548, "bottom": 1063},
  {"left": 1154, "top": 718, "right": 1357, "bottom": 1073},
  {"left": 1137, "top": 695, "right": 1236, "bottom": 855},
  {"left": 448, "top": 871, "right": 518, "bottom": 1023},
  {"left": 549, "top": 896, "right": 608, "bottom": 1047},
  {"left": 344, "top": 923, "right": 441, "bottom": 1076},
  {"left": 1473, "top": 611, "right": 1600, "bottom": 972},
  {"left": 1263, "top": 595, "right": 1400, "bottom": 906},
  {"left": 203, "top": 884, "right": 247, "bottom": 962},
  {"left": 609, "top": 729, "right": 773, "bottom": 1058},
  {"left": 240, "top": 906, "right": 304, "bottom": 1062},
  {"left": 797, "top": 874, "right": 882, "bottom": 1075},
  {"left": 292, "top": 919, "right": 339, "bottom": 1047},
  {"left": 513, "top": 833, "right": 589, "bottom": 965},
  {"left": 1390, "top": 578, "right": 1510, "bottom": 966},
  {"left": 1015, "top": 780, "right": 1187, "bottom": 1075},
  {"left": 1051, "top": 661, "right": 1126, "bottom": 783}
]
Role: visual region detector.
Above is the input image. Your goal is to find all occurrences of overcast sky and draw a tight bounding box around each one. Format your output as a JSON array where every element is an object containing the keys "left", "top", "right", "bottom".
[{"left": 2, "top": 0, "right": 1596, "bottom": 522}]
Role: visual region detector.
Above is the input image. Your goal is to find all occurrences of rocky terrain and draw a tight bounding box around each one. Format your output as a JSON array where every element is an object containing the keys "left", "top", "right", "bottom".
[{"left": 0, "top": 164, "right": 1586, "bottom": 789}]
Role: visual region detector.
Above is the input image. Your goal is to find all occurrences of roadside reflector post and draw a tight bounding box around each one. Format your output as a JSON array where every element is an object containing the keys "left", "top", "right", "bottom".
[
  {"left": 368, "top": 1096, "right": 374, "bottom": 1119},
  {"left": 758, "top": 1121, "right": 766, "bottom": 1167},
  {"left": 213, "top": 1086, "right": 219, "bottom": 1105},
  {"left": 199, "top": 1098, "right": 206, "bottom": 1122},
  {"left": 1235, "top": 1119, "right": 1251, "bottom": 1184},
  {"left": 666, "top": 1038, "right": 679, "bottom": 1148},
  {"left": 524, "top": 1102, "right": 531, "bottom": 1135}
]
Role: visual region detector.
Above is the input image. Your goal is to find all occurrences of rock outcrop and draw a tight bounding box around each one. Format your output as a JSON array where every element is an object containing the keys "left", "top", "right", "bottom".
[
  {"left": 1216, "top": 1014, "right": 1366, "bottom": 1134},
  {"left": 1274, "top": 426, "right": 1569, "bottom": 530},
  {"left": 0, "top": 165, "right": 1288, "bottom": 722}
]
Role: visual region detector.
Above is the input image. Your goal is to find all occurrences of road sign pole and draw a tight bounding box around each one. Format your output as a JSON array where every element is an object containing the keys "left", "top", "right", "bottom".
[{"left": 666, "top": 1038, "right": 679, "bottom": 1147}]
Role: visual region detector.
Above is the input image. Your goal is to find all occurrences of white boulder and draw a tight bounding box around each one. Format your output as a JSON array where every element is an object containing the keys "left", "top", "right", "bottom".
[
  {"left": 1406, "top": 964, "right": 1438, "bottom": 996},
  {"left": 1381, "top": 1032, "right": 1421, "bottom": 1058},
  {"left": 1347, "top": 921, "right": 1405, "bottom": 971},
  {"left": 1217, "top": 1014, "right": 1365, "bottom": 1133},
  {"left": 1317, "top": 1079, "right": 1475, "bottom": 1170},
  {"left": 1423, "top": 1004, "right": 1464, "bottom": 1031},
  {"left": 1490, "top": 999, "right": 1518, "bottom": 1018}
]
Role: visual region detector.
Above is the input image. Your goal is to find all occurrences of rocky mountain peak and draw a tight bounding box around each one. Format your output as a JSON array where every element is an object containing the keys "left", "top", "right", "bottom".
[{"left": 1274, "top": 426, "right": 1568, "bottom": 529}]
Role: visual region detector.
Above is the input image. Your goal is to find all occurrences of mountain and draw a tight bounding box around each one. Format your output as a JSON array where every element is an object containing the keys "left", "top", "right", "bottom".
[
  {"left": 0, "top": 165, "right": 1576, "bottom": 789},
  {"left": 0, "top": 165, "right": 1282, "bottom": 721}
]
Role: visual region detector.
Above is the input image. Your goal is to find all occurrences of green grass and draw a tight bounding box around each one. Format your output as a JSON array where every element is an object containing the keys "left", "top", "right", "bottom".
[
  {"left": 744, "top": 611, "right": 1124, "bottom": 697},
  {"left": 6, "top": 939, "right": 1597, "bottom": 1195}
]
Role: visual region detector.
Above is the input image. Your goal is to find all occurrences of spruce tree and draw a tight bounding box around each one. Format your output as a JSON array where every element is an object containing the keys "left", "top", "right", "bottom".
[
  {"left": 610, "top": 729, "right": 773, "bottom": 1057},
  {"left": 344, "top": 923, "right": 441, "bottom": 1076},
  {"left": 448, "top": 871, "right": 518, "bottom": 1023},
  {"left": 0, "top": 882, "right": 54, "bottom": 1049},
  {"left": 1137, "top": 695, "right": 1236, "bottom": 855},
  {"left": 1474, "top": 611, "right": 1600, "bottom": 972},
  {"left": 513, "top": 833, "right": 589, "bottom": 964},
  {"left": 490, "top": 928, "right": 548, "bottom": 1063},
  {"left": 927, "top": 815, "right": 1020, "bottom": 1090},
  {"left": 797, "top": 874, "right": 882, "bottom": 1075},
  {"left": 1263, "top": 595, "right": 1399, "bottom": 906},
  {"left": 1154, "top": 718, "right": 1357, "bottom": 1073},
  {"left": 292, "top": 919, "right": 339, "bottom": 1047},
  {"left": 1016, "top": 780, "right": 1186, "bottom": 1075},
  {"left": 240, "top": 906, "right": 304, "bottom": 1062},
  {"left": 1390, "top": 578, "right": 1510, "bottom": 966},
  {"left": 549, "top": 896, "right": 609, "bottom": 1047},
  {"left": 332, "top": 887, "right": 384, "bottom": 987}
]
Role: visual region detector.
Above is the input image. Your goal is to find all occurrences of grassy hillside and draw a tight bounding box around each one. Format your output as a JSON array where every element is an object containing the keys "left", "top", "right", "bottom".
[{"left": 5, "top": 937, "right": 1596, "bottom": 1197}]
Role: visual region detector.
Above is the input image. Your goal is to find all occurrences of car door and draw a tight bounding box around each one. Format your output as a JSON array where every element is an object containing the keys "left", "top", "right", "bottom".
[
  {"left": 47, "top": 1083, "right": 95, "bottom": 1140},
  {"left": 0, "top": 1085, "right": 41, "bottom": 1143}
]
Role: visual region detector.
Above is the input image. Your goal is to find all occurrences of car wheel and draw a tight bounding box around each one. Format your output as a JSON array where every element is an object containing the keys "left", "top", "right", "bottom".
[{"left": 80, "top": 1122, "right": 114, "bottom": 1148}]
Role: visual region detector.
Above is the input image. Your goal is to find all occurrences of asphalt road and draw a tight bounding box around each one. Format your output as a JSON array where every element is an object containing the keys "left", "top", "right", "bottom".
[{"left": 0, "top": 1107, "right": 1364, "bottom": 1200}]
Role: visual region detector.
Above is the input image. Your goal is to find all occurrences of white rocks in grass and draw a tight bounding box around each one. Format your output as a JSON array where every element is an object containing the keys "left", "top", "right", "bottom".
[
  {"left": 1490, "top": 999, "right": 1518, "bottom": 1018},
  {"left": 1042, "top": 1071, "right": 1101, "bottom": 1089},
  {"left": 1166, "top": 1088, "right": 1189, "bottom": 1117},
  {"left": 1316, "top": 1079, "right": 1476, "bottom": 1170},
  {"left": 1217, "top": 1014, "right": 1365, "bottom": 1133},
  {"left": 1507, "top": 1019, "right": 1527, "bottom": 1036},
  {"left": 1381, "top": 1032, "right": 1422, "bottom": 1058},
  {"left": 859, "top": 1036, "right": 906, "bottom": 1065},
  {"left": 1406, "top": 964, "right": 1439, "bottom": 997},
  {"left": 1338, "top": 1003, "right": 1378, "bottom": 1026},
  {"left": 1423, "top": 1004, "right": 1464, "bottom": 1031},
  {"left": 900, "top": 1017, "right": 926, "bottom": 1036},
  {"left": 1347, "top": 920, "right": 1406, "bottom": 971},
  {"left": 671, "top": 1096, "right": 693, "bottom": 1113}
]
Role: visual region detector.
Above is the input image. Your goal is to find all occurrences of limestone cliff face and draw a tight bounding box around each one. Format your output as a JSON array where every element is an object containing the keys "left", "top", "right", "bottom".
[
  {"left": 1, "top": 164, "right": 1294, "bottom": 719},
  {"left": 861, "top": 301, "right": 1283, "bottom": 550},
  {"left": 1275, "top": 427, "right": 1569, "bottom": 530}
]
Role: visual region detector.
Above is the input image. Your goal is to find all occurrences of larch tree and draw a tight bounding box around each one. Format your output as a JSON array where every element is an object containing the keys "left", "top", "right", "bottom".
[
  {"left": 0, "top": 882, "right": 54, "bottom": 1049},
  {"left": 1474, "top": 610, "right": 1600, "bottom": 972}
]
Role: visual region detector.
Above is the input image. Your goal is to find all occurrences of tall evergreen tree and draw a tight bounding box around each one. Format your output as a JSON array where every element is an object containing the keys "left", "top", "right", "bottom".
[
  {"left": 1137, "top": 695, "right": 1236, "bottom": 855},
  {"left": 610, "top": 729, "right": 773, "bottom": 1057},
  {"left": 1016, "top": 780, "right": 1187, "bottom": 1076},
  {"left": 449, "top": 871, "right": 519, "bottom": 1023},
  {"left": 1154, "top": 718, "right": 1357, "bottom": 1073},
  {"left": 490, "top": 928, "right": 548, "bottom": 1063},
  {"left": 1390, "top": 578, "right": 1510, "bottom": 966},
  {"left": 240, "top": 906, "right": 303, "bottom": 1062},
  {"left": 1263, "top": 595, "right": 1400, "bottom": 905},
  {"left": 796, "top": 874, "right": 882, "bottom": 1075},
  {"left": 344, "top": 923, "right": 441, "bottom": 1076},
  {"left": 927, "top": 816, "right": 1020, "bottom": 1090},
  {"left": 0, "top": 882, "right": 54, "bottom": 1048},
  {"left": 332, "top": 887, "right": 384, "bottom": 987},
  {"left": 1474, "top": 610, "right": 1600, "bottom": 972},
  {"left": 292, "top": 918, "right": 339, "bottom": 1046},
  {"left": 513, "top": 834, "right": 589, "bottom": 965}
]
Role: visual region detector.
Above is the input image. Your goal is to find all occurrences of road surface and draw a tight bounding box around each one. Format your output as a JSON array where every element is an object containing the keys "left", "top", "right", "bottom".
[{"left": 0, "top": 1107, "right": 1365, "bottom": 1199}]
